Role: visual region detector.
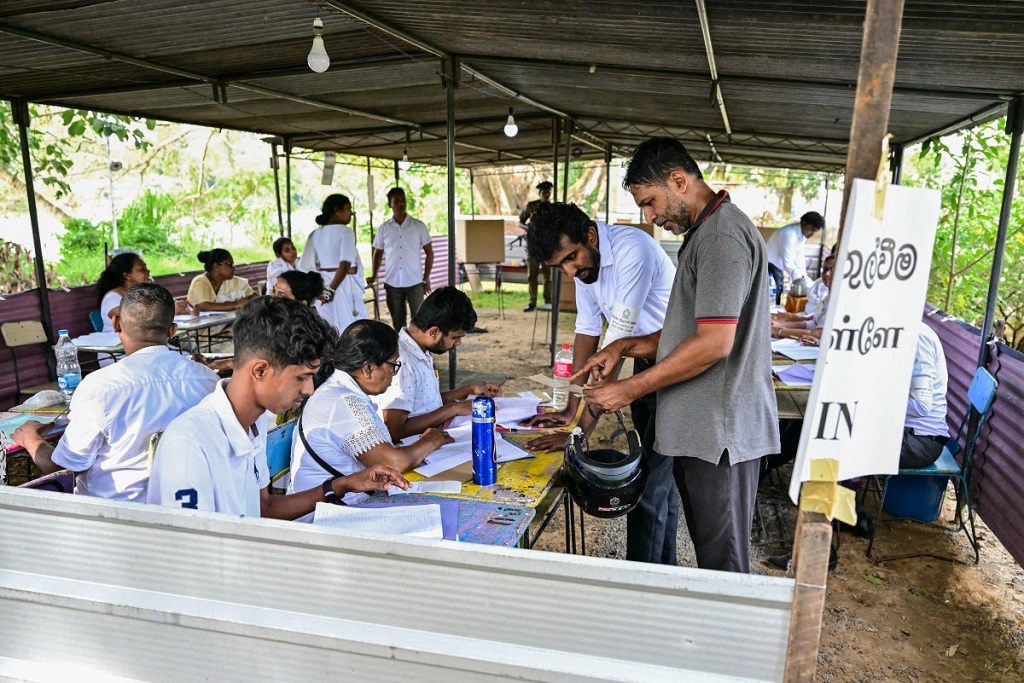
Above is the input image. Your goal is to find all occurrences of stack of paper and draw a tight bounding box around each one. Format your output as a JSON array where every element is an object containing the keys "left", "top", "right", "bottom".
[
  {"left": 407, "top": 423, "right": 532, "bottom": 478},
  {"left": 771, "top": 338, "right": 821, "bottom": 361},
  {"left": 312, "top": 502, "right": 443, "bottom": 538},
  {"left": 448, "top": 396, "right": 542, "bottom": 429},
  {"left": 772, "top": 363, "right": 815, "bottom": 387}
]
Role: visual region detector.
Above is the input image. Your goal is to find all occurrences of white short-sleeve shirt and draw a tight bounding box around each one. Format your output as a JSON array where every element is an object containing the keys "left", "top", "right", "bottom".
[
  {"left": 288, "top": 369, "right": 391, "bottom": 505},
  {"left": 51, "top": 345, "right": 218, "bottom": 502},
  {"left": 575, "top": 223, "right": 675, "bottom": 348},
  {"left": 375, "top": 328, "right": 443, "bottom": 418},
  {"left": 147, "top": 379, "right": 269, "bottom": 517},
  {"left": 372, "top": 216, "right": 431, "bottom": 287},
  {"left": 906, "top": 323, "right": 949, "bottom": 438},
  {"left": 266, "top": 257, "right": 296, "bottom": 291},
  {"left": 99, "top": 290, "right": 121, "bottom": 333},
  {"left": 766, "top": 222, "right": 809, "bottom": 281}
]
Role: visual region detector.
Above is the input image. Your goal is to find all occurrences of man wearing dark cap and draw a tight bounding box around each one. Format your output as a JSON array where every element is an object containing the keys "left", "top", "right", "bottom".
[{"left": 519, "top": 180, "right": 554, "bottom": 312}]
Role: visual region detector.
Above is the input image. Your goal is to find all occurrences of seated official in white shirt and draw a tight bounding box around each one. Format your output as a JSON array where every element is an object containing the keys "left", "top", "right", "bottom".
[
  {"left": 148, "top": 297, "right": 409, "bottom": 518},
  {"left": 900, "top": 323, "right": 949, "bottom": 469},
  {"left": 289, "top": 319, "right": 452, "bottom": 509},
  {"left": 13, "top": 283, "right": 219, "bottom": 502},
  {"left": 376, "top": 286, "right": 502, "bottom": 442},
  {"left": 520, "top": 201, "right": 678, "bottom": 566},
  {"left": 771, "top": 255, "right": 835, "bottom": 341}
]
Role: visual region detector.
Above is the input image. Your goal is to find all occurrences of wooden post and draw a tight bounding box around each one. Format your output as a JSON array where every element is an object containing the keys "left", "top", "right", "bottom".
[
  {"left": 784, "top": 510, "right": 833, "bottom": 682},
  {"left": 836, "top": 0, "right": 905, "bottom": 248}
]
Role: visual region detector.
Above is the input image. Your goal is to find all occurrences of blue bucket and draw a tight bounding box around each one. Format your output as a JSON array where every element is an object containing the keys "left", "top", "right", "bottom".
[{"left": 883, "top": 474, "right": 948, "bottom": 522}]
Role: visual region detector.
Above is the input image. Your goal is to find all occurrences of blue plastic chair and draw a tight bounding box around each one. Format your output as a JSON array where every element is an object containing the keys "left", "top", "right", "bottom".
[
  {"left": 266, "top": 420, "right": 295, "bottom": 491},
  {"left": 867, "top": 367, "right": 998, "bottom": 565},
  {"left": 89, "top": 310, "right": 104, "bottom": 332}
]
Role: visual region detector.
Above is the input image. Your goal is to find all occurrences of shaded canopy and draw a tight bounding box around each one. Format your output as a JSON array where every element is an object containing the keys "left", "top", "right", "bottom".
[{"left": 1, "top": 1, "right": 1021, "bottom": 172}]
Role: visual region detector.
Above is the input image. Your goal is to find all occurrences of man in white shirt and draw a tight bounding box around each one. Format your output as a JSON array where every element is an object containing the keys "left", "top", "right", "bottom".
[
  {"left": 521, "top": 202, "right": 679, "bottom": 565},
  {"left": 901, "top": 323, "right": 949, "bottom": 468},
  {"left": 148, "top": 296, "right": 408, "bottom": 517},
  {"left": 378, "top": 287, "right": 502, "bottom": 441},
  {"left": 12, "top": 283, "right": 219, "bottom": 502},
  {"left": 369, "top": 187, "right": 434, "bottom": 331},
  {"left": 766, "top": 211, "right": 824, "bottom": 303}
]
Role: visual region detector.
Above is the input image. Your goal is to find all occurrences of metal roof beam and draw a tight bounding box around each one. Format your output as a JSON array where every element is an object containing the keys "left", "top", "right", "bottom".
[
  {"left": 695, "top": 0, "right": 731, "bottom": 136},
  {"left": 0, "top": 22, "right": 418, "bottom": 128}
]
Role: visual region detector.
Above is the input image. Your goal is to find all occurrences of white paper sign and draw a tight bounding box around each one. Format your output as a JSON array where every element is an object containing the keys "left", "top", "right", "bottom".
[{"left": 789, "top": 179, "right": 941, "bottom": 503}]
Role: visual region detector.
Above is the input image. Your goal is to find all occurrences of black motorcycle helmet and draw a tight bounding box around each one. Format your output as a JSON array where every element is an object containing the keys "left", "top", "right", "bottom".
[{"left": 562, "top": 416, "right": 648, "bottom": 518}]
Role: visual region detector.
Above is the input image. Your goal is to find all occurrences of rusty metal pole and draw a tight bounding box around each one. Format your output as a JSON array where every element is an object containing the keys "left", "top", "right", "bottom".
[{"left": 835, "top": 0, "right": 906, "bottom": 249}]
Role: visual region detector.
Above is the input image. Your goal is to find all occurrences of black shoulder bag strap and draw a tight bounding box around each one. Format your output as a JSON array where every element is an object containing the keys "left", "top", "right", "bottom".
[{"left": 297, "top": 411, "right": 344, "bottom": 479}]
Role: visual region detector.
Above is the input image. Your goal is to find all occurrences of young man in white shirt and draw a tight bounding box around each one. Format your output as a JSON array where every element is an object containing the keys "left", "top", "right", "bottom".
[
  {"left": 12, "top": 283, "right": 219, "bottom": 502},
  {"left": 521, "top": 202, "right": 679, "bottom": 565},
  {"left": 377, "top": 286, "right": 502, "bottom": 441},
  {"left": 148, "top": 297, "right": 408, "bottom": 518},
  {"left": 766, "top": 211, "right": 824, "bottom": 303},
  {"left": 369, "top": 187, "right": 434, "bottom": 331}
]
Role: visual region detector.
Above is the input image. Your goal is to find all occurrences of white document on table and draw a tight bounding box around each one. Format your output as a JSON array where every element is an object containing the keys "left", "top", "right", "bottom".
[
  {"left": 71, "top": 332, "right": 121, "bottom": 347},
  {"left": 388, "top": 481, "right": 462, "bottom": 496},
  {"left": 771, "top": 338, "right": 821, "bottom": 361},
  {"left": 411, "top": 428, "right": 532, "bottom": 477},
  {"left": 312, "top": 502, "right": 443, "bottom": 538},
  {"left": 773, "top": 363, "right": 815, "bottom": 387},
  {"left": 448, "top": 396, "right": 542, "bottom": 429}
]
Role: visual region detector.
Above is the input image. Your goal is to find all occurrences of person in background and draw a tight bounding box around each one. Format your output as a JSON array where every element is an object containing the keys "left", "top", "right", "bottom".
[
  {"left": 266, "top": 237, "right": 298, "bottom": 293},
  {"left": 289, "top": 319, "right": 451, "bottom": 513},
  {"left": 148, "top": 297, "right": 409, "bottom": 518},
  {"left": 272, "top": 270, "right": 325, "bottom": 308},
  {"left": 519, "top": 180, "right": 554, "bottom": 312},
  {"left": 766, "top": 211, "right": 825, "bottom": 304},
  {"left": 13, "top": 283, "right": 218, "bottom": 502},
  {"left": 369, "top": 187, "right": 433, "bottom": 330},
  {"left": 187, "top": 248, "right": 258, "bottom": 312},
  {"left": 771, "top": 255, "right": 835, "bottom": 341},
  {"left": 377, "top": 287, "right": 502, "bottom": 442},
  {"left": 96, "top": 252, "right": 148, "bottom": 332},
  {"left": 299, "top": 193, "right": 366, "bottom": 332}
]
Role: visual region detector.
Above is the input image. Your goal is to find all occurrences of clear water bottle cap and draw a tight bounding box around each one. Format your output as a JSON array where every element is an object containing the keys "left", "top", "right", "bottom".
[{"left": 58, "top": 329, "right": 69, "bottom": 336}]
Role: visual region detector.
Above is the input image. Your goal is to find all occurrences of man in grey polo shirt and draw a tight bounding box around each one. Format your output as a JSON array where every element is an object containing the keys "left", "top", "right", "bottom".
[{"left": 577, "top": 137, "right": 780, "bottom": 573}]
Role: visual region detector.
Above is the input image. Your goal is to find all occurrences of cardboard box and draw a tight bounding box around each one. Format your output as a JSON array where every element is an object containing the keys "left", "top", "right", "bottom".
[
  {"left": 558, "top": 274, "right": 576, "bottom": 313},
  {"left": 757, "top": 226, "right": 777, "bottom": 244},
  {"left": 456, "top": 219, "right": 505, "bottom": 263}
]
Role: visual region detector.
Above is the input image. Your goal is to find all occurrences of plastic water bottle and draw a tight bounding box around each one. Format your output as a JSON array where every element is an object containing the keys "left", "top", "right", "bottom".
[
  {"left": 767, "top": 273, "right": 777, "bottom": 309},
  {"left": 552, "top": 343, "right": 573, "bottom": 412},
  {"left": 54, "top": 329, "right": 82, "bottom": 401}
]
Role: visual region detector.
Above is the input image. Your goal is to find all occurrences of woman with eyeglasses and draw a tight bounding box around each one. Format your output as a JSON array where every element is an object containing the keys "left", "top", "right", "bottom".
[
  {"left": 187, "top": 248, "right": 259, "bottom": 313},
  {"left": 771, "top": 255, "right": 835, "bottom": 341},
  {"left": 271, "top": 270, "right": 325, "bottom": 307},
  {"left": 288, "top": 319, "right": 452, "bottom": 509}
]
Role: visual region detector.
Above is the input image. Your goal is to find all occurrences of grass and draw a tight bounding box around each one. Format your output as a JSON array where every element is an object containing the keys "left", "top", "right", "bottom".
[{"left": 55, "top": 245, "right": 271, "bottom": 285}]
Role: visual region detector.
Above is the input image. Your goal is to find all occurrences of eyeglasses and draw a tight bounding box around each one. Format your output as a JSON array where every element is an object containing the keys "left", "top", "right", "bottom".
[{"left": 383, "top": 359, "right": 402, "bottom": 374}]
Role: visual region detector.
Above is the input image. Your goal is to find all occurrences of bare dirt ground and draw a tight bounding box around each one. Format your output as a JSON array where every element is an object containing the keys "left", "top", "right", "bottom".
[{"left": 445, "top": 294, "right": 1024, "bottom": 683}]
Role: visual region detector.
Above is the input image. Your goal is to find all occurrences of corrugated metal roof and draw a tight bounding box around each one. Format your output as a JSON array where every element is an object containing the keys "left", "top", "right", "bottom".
[{"left": 1, "top": 1, "right": 1021, "bottom": 170}]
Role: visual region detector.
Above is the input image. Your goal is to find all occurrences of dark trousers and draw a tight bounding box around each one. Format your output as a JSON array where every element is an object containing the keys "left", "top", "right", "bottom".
[
  {"left": 527, "top": 259, "right": 551, "bottom": 305},
  {"left": 768, "top": 263, "right": 784, "bottom": 305},
  {"left": 626, "top": 360, "right": 680, "bottom": 565},
  {"left": 384, "top": 283, "right": 425, "bottom": 331},
  {"left": 674, "top": 452, "right": 761, "bottom": 573},
  {"left": 900, "top": 427, "right": 946, "bottom": 469}
]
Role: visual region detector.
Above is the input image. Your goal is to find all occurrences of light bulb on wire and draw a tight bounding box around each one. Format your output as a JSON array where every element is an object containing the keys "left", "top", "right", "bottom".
[
  {"left": 503, "top": 106, "right": 518, "bottom": 137},
  {"left": 307, "top": 17, "right": 330, "bottom": 73},
  {"left": 399, "top": 148, "right": 411, "bottom": 171}
]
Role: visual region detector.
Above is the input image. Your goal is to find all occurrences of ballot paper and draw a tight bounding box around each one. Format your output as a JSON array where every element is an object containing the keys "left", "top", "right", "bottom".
[
  {"left": 448, "top": 396, "right": 542, "bottom": 429},
  {"left": 0, "top": 413, "right": 61, "bottom": 448},
  {"left": 388, "top": 480, "right": 462, "bottom": 496},
  {"left": 71, "top": 332, "right": 121, "bottom": 348},
  {"left": 312, "top": 502, "right": 443, "bottom": 538},
  {"left": 411, "top": 427, "right": 533, "bottom": 478},
  {"left": 772, "top": 363, "right": 815, "bottom": 387},
  {"left": 771, "top": 338, "right": 821, "bottom": 361}
]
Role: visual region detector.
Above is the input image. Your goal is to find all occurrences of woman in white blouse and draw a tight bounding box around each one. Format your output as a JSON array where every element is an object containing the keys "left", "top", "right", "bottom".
[
  {"left": 288, "top": 319, "right": 451, "bottom": 505},
  {"left": 266, "top": 236, "right": 298, "bottom": 292},
  {"left": 95, "top": 252, "right": 151, "bottom": 332}
]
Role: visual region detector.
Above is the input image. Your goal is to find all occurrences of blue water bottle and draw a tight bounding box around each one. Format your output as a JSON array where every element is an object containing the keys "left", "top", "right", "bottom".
[{"left": 471, "top": 396, "right": 497, "bottom": 485}]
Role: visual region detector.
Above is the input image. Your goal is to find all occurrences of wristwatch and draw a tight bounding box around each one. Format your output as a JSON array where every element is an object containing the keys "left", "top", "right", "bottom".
[{"left": 322, "top": 476, "right": 345, "bottom": 505}]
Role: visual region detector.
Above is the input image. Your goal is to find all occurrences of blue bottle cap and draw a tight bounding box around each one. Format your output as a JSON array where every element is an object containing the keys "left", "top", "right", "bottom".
[{"left": 58, "top": 329, "right": 69, "bottom": 336}]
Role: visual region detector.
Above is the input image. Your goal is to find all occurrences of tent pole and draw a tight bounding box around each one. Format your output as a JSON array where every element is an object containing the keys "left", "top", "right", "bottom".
[
  {"left": 12, "top": 99, "right": 54, "bottom": 353},
  {"left": 445, "top": 57, "right": 458, "bottom": 390},
  {"left": 604, "top": 145, "right": 612, "bottom": 223},
  {"left": 284, "top": 136, "right": 293, "bottom": 239},
  {"left": 889, "top": 142, "right": 905, "bottom": 185},
  {"left": 977, "top": 96, "right": 1024, "bottom": 368},
  {"left": 271, "top": 140, "right": 284, "bottom": 236}
]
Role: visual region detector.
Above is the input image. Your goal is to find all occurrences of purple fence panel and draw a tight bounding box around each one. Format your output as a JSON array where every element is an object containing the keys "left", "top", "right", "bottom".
[{"left": 925, "top": 305, "right": 1024, "bottom": 567}]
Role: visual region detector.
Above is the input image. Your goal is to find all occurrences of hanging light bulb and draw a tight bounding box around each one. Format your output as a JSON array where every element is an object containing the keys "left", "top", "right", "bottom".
[
  {"left": 503, "top": 106, "right": 518, "bottom": 137},
  {"left": 307, "top": 17, "right": 330, "bottom": 73},
  {"left": 399, "top": 148, "right": 411, "bottom": 171}
]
